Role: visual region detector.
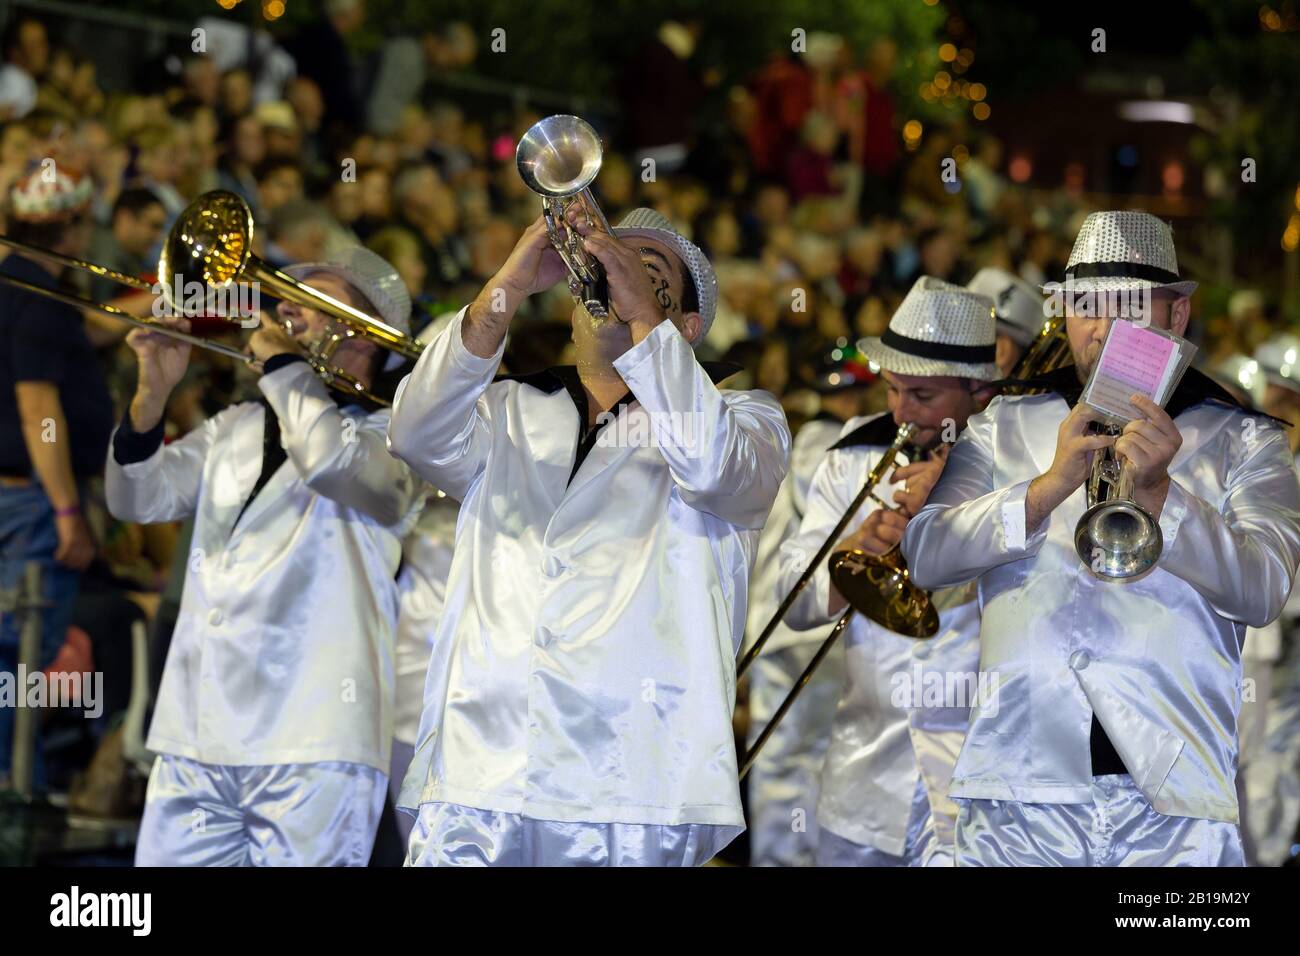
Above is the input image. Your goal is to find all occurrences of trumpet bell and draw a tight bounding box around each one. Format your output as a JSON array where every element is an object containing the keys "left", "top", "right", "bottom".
[
  {"left": 829, "top": 546, "right": 939, "bottom": 639},
  {"left": 516, "top": 115, "right": 603, "bottom": 198},
  {"left": 159, "top": 190, "right": 254, "bottom": 305},
  {"left": 1074, "top": 500, "right": 1163, "bottom": 579}
]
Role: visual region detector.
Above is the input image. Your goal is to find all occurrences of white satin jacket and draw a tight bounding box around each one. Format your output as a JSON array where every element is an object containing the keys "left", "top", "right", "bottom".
[
  {"left": 386, "top": 309, "right": 790, "bottom": 826},
  {"left": 778, "top": 412, "right": 982, "bottom": 855},
  {"left": 105, "top": 361, "right": 426, "bottom": 773},
  {"left": 901, "top": 369, "right": 1300, "bottom": 822},
  {"left": 744, "top": 414, "right": 846, "bottom": 655},
  {"left": 394, "top": 494, "right": 459, "bottom": 746}
]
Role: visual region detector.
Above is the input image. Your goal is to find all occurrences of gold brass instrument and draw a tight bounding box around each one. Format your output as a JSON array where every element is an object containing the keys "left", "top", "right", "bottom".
[
  {"left": 737, "top": 306, "right": 1076, "bottom": 774},
  {"left": 161, "top": 190, "right": 424, "bottom": 404},
  {"left": 515, "top": 114, "right": 613, "bottom": 318},
  {"left": 0, "top": 190, "right": 425, "bottom": 405},
  {"left": 0, "top": 234, "right": 255, "bottom": 366},
  {"left": 1074, "top": 422, "right": 1162, "bottom": 579},
  {"left": 737, "top": 423, "right": 938, "bottom": 779},
  {"left": 1006, "top": 314, "right": 1072, "bottom": 385}
]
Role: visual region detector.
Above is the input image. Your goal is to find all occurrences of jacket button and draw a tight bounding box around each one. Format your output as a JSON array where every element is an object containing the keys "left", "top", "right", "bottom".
[
  {"left": 542, "top": 555, "right": 564, "bottom": 577},
  {"left": 535, "top": 627, "right": 554, "bottom": 648},
  {"left": 208, "top": 609, "right": 223, "bottom": 627},
  {"left": 912, "top": 642, "right": 932, "bottom": 661},
  {"left": 1069, "top": 650, "right": 1091, "bottom": 671}
]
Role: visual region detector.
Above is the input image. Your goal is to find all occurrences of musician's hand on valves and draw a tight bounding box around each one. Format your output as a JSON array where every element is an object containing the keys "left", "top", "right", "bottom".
[
  {"left": 492, "top": 215, "right": 569, "bottom": 302},
  {"left": 126, "top": 316, "right": 192, "bottom": 431},
  {"left": 249, "top": 312, "right": 304, "bottom": 364},
  {"left": 838, "top": 508, "right": 909, "bottom": 557},
  {"left": 890, "top": 443, "right": 950, "bottom": 517},
  {"left": 1026, "top": 403, "right": 1116, "bottom": 533},
  {"left": 578, "top": 226, "right": 666, "bottom": 332},
  {"left": 1117, "top": 393, "right": 1181, "bottom": 517}
]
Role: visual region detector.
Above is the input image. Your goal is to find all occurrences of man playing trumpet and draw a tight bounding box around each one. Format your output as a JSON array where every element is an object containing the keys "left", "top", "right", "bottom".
[
  {"left": 387, "top": 206, "right": 790, "bottom": 866},
  {"left": 902, "top": 211, "right": 1300, "bottom": 866}
]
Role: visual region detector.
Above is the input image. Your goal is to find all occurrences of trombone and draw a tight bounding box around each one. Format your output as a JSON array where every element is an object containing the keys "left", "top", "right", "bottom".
[
  {"left": 0, "top": 190, "right": 425, "bottom": 406},
  {"left": 737, "top": 422, "right": 939, "bottom": 780},
  {"left": 737, "top": 316, "right": 1076, "bottom": 778},
  {"left": 516, "top": 114, "right": 613, "bottom": 318}
]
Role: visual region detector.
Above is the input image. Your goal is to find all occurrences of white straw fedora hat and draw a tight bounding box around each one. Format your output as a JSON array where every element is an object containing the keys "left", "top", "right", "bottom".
[
  {"left": 1054, "top": 210, "right": 1197, "bottom": 297},
  {"left": 285, "top": 245, "right": 412, "bottom": 371},
  {"left": 967, "top": 267, "right": 1043, "bottom": 347},
  {"left": 1205, "top": 353, "right": 1266, "bottom": 407},
  {"left": 861, "top": 275, "right": 1000, "bottom": 380},
  {"left": 1254, "top": 332, "right": 1300, "bottom": 397}
]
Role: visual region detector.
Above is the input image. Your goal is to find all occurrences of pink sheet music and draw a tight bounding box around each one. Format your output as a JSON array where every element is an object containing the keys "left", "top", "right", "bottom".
[{"left": 1086, "top": 321, "right": 1178, "bottom": 420}]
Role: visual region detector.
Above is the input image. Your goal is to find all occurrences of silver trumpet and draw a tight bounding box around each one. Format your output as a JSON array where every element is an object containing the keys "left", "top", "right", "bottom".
[
  {"left": 515, "top": 114, "right": 612, "bottom": 318},
  {"left": 1073, "top": 422, "right": 1163, "bottom": 579}
]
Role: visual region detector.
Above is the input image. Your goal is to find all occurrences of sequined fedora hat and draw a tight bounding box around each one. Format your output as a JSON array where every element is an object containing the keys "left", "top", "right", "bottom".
[
  {"left": 861, "top": 275, "right": 1000, "bottom": 381},
  {"left": 1055, "top": 210, "right": 1197, "bottom": 297}
]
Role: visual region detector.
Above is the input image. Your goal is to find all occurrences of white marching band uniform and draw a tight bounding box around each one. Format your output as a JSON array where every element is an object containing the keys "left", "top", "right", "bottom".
[
  {"left": 387, "top": 309, "right": 790, "bottom": 866},
  {"left": 779, "top": 412, "right": 981, "bottom": 866},
  {"left": 389, "top": 492, "right": 460, "bottom": 845},
  {"left": 902, "top": 367, "right": 1300, "bottom": 865},
  {"left": 743, "top": 413, "right": 848, "bottom": 866},
  {"left": 107, "top": 359, "right": 425, "bottom": 865},
  {"left": 1243, "top": 451, "right": 1300, "bottom": 865}
]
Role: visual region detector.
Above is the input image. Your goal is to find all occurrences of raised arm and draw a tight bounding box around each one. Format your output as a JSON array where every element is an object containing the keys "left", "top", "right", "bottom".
[
  {"left": 105, "top": 317, "right": 215, "bottom": 524},
  {"left": 612, "top": 321, "right": 790, "bottom": 528},
  {"left": 388, "top": 216, "right": 567, "bottom": 501},
  {"left": 259, "top": 357, "right": 424, "bottom": 526}
]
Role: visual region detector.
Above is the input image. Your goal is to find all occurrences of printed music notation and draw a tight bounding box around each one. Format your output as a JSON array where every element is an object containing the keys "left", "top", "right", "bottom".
[{"left": 1081, "top": 320, "right": 1196, "bottom": 423}]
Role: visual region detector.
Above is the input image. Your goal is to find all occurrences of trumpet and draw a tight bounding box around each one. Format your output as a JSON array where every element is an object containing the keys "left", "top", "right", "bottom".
[
  {"left": 737, "top": 423, "right": 938, "bottom": 779},
  {"left": 516, "top": 114, "right": 613, "bottom": 318},
  {"left": 1074, "top": 422, "right": 1162, "bottom": 578},
  {"left": 0, "top": 190, "right": 425, "bottom": 405}
]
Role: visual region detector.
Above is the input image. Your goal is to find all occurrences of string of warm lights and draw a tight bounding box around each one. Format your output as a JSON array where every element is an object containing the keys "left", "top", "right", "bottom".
[
  {"left": 215, "top": 0, "right": 286, "bottom": 20},
  {"left": 1283, "top": 184, "right": 1300, "bottom": 251},
  {"left": 1259, "top": 2, "right": 1300, "bottom": 31},
  {"left": 905, "top": 3, "right": 988, "bottom": 156}
]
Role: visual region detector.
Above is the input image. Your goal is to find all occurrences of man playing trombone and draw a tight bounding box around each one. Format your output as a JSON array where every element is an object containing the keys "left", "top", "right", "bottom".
[
  {"left": 902, "top": 211, "right": 1300, "bottom": 865},
  {"left": 387, "top": 207, "right": 790, "bottom": 866},
  {"left": 106, "top": 246, "right": 425, "bottom": 866},
  {"left": 776, "top": 277, "right": 999, "bottom": 865}
]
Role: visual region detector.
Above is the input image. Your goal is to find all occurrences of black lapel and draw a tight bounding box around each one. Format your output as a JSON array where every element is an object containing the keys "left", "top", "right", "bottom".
[
  {"left": 493, "top": 360, "right": 745, "bottom": 392},
  {"left": 493, "top": 361, "right": 745, "bottom": 489},
  {"left": 829, "top": 413, "right": 901, "bottom": 451},
  {"left": 992, "top": 363, "right": 1289, "bottom": 425}
]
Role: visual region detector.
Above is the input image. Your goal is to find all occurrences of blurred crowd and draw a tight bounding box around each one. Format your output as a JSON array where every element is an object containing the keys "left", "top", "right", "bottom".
[{"left": 0, "top": 3, "right": 1287, "bottom": 820}]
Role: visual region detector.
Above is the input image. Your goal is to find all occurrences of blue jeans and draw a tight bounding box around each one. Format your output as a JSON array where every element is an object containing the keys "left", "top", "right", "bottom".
[{"left": 1, "top": 481, "right": 82, "bottom": 785}]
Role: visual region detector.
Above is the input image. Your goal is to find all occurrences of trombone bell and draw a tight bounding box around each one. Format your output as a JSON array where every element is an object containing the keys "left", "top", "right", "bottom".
[{"left": 829, "top": 546, "right": 939, "bottom": 639}]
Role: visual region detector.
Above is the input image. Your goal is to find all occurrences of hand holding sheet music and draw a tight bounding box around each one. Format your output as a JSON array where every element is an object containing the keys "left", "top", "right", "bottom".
[{"left": 1080, "top": 320, "right": 1197, "bottom": 424}]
